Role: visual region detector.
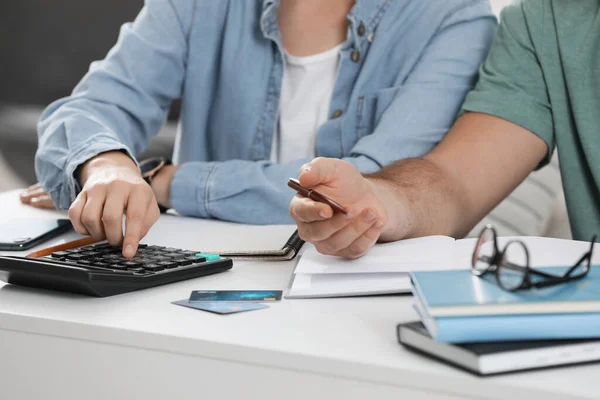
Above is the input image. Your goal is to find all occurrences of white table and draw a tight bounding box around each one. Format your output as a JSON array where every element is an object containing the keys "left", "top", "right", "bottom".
[{"left": 0, "top": 190, "right": 597, "bottom": 400}]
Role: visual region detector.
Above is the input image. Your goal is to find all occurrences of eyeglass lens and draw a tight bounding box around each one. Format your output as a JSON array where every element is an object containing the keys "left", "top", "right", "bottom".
[
  {"left": 472, "top": 227, "right": 496, "bottom": 275},
  {"left": 498, "top": 241, "right": 529, "bottom": 291}
]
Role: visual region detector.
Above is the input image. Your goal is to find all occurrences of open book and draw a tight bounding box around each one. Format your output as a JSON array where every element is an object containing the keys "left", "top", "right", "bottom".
[{"left": 286, "top": 235, "right": 598, "bottom": 299}]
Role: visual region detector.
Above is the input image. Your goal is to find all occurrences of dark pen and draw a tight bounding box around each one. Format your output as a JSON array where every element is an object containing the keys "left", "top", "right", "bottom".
[{"left": 288, "top": 178, "right": 348, "bottom": 215}]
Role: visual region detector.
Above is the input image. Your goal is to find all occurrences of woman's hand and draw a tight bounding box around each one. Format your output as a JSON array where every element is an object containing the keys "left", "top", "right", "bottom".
[
  {"left": 69, "top": 152, "right": 160, "bottom": 258},
  {"left": 290, "top": 158, "right": 388, "bottom": 259},
  {"left": 20, "top": 183, "right": 56, "bottom": 209}
]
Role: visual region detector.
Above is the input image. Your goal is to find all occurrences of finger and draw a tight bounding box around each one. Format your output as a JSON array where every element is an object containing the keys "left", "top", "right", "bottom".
[
  {"left": 290, "top": 195, "right": 334, "bottom": 223},
  {"left": 140, "top": 199, "right": 160, "bottom": 241},
  {"left": 24, "top": 183, "right": 44, "bottom": 193},
  {"left": 337, "top": 224, "right": 383, "bottom": 259},
  {"left": 80, "top": 188, "right": 107, "bottom": 240},
  {"left": 122, "top": 189, "right": 149, "bottom": 258},
  {"left": 314, "top": 209, "right": 383, "bottom": 254},
  {"left": 102, "top": 189, "right": 126, "bottom": 246},
  {"left": 20, "top": 185, "right": 47, "bottom": 203},
  {"left": 69, "top": 192, "right": 90, "bottom": 236},
  {"left": 298, "top": 157, "right": 341, "bottom": 188},
  {"left": 297, "top": 209, "right": 356, "bottom": 243},
  {"left": 30, "top": 195, "right": 56, "bottom": 210}
]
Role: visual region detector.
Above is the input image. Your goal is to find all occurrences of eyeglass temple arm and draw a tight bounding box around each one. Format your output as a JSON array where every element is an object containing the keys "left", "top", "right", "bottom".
[
  {"left": 531, "top": 276, "right": 571, "bottom": 289},
  {"left": 564, "top": 236, "right": 595, "bottom": 277}
]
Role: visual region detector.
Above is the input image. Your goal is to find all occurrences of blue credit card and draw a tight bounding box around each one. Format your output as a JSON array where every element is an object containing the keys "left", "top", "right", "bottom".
[
  {"left": 172, "top": 300, "right": 269, "bottom": 314},
  {"left": 189, "top": 290, "right": 282, "bottom": 302}
]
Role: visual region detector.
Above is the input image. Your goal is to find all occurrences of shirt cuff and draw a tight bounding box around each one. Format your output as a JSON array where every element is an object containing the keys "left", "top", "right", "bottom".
[
  {"left": 169, "top": 161, "right": 217, "bottom": 218},
  {"left": 55, "top": 136, "right": 137, "bottom": 210}
]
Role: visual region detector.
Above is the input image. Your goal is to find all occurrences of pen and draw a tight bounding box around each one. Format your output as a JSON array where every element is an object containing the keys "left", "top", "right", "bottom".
[
  {"left": 288, "top": 178, "right": 348, "bottom": 215},
  {"left": 26, "top": 237, "right": 100, "bottom": 258}
]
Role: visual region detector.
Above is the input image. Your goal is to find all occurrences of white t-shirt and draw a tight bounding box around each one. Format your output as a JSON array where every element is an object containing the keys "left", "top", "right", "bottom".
[{"left": 270, "top": 44, "right": 343, "bottom": 164}]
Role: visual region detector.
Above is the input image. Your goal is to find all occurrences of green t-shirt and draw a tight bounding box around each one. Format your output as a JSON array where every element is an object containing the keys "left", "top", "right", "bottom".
[{"left": 461, "top": 0, "right": 600, "bottom": 241}]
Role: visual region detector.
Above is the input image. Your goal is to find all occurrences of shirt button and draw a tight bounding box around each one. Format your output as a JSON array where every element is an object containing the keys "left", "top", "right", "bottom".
[
  {"left": 357, "top": 22, "right": 366, "bottom": 37},
  {"left": 331, "top": 110, "right": 344, "bottom": 119},
  {"left": 351, "top": 50, "right": 361, "bottom": 63}
]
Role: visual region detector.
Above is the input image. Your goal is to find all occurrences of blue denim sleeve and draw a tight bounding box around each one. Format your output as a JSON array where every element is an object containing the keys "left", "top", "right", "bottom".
[
  {"left": 35, "top": 0, "right": 194, "bottom": 209},
  {"left": 170, "top": 1, "right": 497, "bottom": 225},
  {"left": 349, "top": 1, "right": 497, "bottom": 164}
]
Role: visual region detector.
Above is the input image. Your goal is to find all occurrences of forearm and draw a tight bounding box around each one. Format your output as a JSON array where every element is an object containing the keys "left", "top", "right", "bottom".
[
  {"left": 367, "top": 112, "right": 551, "bottom": 242},
  {"left": 367, "top": 158, "right": 473, "bottom": 241}
]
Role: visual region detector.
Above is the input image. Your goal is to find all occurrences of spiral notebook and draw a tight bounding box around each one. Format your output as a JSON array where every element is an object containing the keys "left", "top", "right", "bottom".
[
  {"left": 141, "top": 217, "right": 305, "bottom": 262},
  {"left": 208, "top": 229, "right": 304, "bottom": 261}
]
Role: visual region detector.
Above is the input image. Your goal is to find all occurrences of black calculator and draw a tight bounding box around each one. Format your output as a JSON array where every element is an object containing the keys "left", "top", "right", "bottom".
[{"left": 0, "top": 242, "right": 233, "bottom": 297}]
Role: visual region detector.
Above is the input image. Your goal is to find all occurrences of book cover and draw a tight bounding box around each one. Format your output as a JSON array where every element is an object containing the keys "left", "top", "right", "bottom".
[
  {"left": 416, "top": 295, "right": 600, "bottom": 342},
  {"left": 397, "top": 322, "right": 600, "bottom": 375},
  {"left": 410, "top": 266, "right": 600, "bottom": 317}
]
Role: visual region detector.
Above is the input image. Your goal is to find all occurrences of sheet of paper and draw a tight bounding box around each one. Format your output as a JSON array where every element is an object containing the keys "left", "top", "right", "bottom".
[
  {"left": 295, "top": 236, "right": 457, "bottom": 274},
  {"left": 143, "top": 215, "right": 298, "bottom": 253},
  {"left": 287, "top": 273, "right": 411, "bottom": 298}
]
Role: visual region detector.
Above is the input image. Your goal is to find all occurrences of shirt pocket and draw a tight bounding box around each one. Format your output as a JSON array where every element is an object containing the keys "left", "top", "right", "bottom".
[{"left": 356, "top": 85, "right": 403, "bottom": 139}]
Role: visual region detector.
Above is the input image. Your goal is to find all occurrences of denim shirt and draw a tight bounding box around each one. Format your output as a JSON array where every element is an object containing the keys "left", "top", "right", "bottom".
[{"left": 36, "top": 0, "right": 496, "bottom": 224}]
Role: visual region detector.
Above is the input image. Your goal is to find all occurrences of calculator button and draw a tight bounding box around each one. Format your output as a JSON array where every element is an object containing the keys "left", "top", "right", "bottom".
[
  {"left": 177, "top": 257, "right": 197, "bottom": 266},
  {"left": 145, "top": 264, "right": 166, "bottom": 272},
  {"left": 122, "top": 261, "right": 143, "bottom": 268}
]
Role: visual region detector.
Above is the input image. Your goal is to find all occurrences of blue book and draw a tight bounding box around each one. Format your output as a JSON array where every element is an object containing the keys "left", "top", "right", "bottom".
[
  {"left": 414, "top": 299, "right": 600, "bottom": 343},
  {"left": 411, "top": 267, "right": 600, "bottom": 343},
  {"left": 411, "top": 266, "right": 600, "bottom": 317}
]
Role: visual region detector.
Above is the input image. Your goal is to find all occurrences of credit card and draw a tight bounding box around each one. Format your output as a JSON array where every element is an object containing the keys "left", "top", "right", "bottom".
[
  {"left": 189, "top": 290, "right": 283, "bottom": 302},
  {"left": 172, "top": 300, "right": 268, "bottom": 314}
]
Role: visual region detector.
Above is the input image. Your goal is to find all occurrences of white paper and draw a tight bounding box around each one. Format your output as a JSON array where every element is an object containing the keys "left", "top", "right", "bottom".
[
  {"left": 143, "top": 215, "right": 298, "bottom": 253},
  {"left": 288, "top": 273, "right": 411, "bottom": 298},
  {"left": 295, "top": 236, "right": 456, "bottom": 274}
]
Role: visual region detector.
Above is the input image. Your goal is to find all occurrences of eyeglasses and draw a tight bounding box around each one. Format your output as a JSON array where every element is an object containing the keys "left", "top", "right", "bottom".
[{"left": 471, "top": 225, "right": 596, "bottom": 292}]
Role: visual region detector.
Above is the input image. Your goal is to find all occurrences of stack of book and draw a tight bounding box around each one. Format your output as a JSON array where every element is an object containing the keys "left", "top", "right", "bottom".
[{"left": 398, "top": 266, "right": 600, "bottom": 376}]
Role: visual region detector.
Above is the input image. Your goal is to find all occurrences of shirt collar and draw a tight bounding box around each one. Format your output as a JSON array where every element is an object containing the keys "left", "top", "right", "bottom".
[{"left": 348, "top": 0, "right": 390, "bottom": 27}]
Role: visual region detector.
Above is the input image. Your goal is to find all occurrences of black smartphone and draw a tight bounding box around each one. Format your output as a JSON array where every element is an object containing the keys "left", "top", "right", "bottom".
[{"left": 0, "top": 218, "right": 73, "bottom": 251}]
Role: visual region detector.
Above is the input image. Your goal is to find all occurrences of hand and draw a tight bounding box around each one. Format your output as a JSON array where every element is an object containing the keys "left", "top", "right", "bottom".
[
  {"left": 20, "top": 183, "right": 56, "bottom": 210},
  {"left": 150, "top": 164, "right": 178, "bottom": 209},
  {"left": 69, "top": 151, "right": 160, "bottom": 258},
  {"left": 289, "top": 158, "right": 388, "bottom": 259}
]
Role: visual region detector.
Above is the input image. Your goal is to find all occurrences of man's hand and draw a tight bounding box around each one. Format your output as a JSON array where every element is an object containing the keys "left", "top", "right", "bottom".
[
  {"left": 290, "top": 158, "right": 390, "bottom": 259},
  {"left": 70, "top": 151, "right": 160, "bottom": 258}
]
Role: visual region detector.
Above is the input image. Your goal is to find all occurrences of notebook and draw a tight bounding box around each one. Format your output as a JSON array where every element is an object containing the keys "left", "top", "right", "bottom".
[
  {"left": 142, "top": 217, "right": 304, "bottom": 261},
  {"left": 414, "top": 298, "right": 600, "bottom": 343},
  {"left": 397, "top": 322, "right": 600, "bottom": 376},
  {"left": 286, "top": 235, "right": 600, "bottom": 299},
  {"left": 411, "top": 267, "right": 600, "bottom": 317},
  {"left": 411, "top": 266, "right": 600, "bottom": 343},
  {"left": 208, "top": 229, "right": 304, "bottom": 261}
]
